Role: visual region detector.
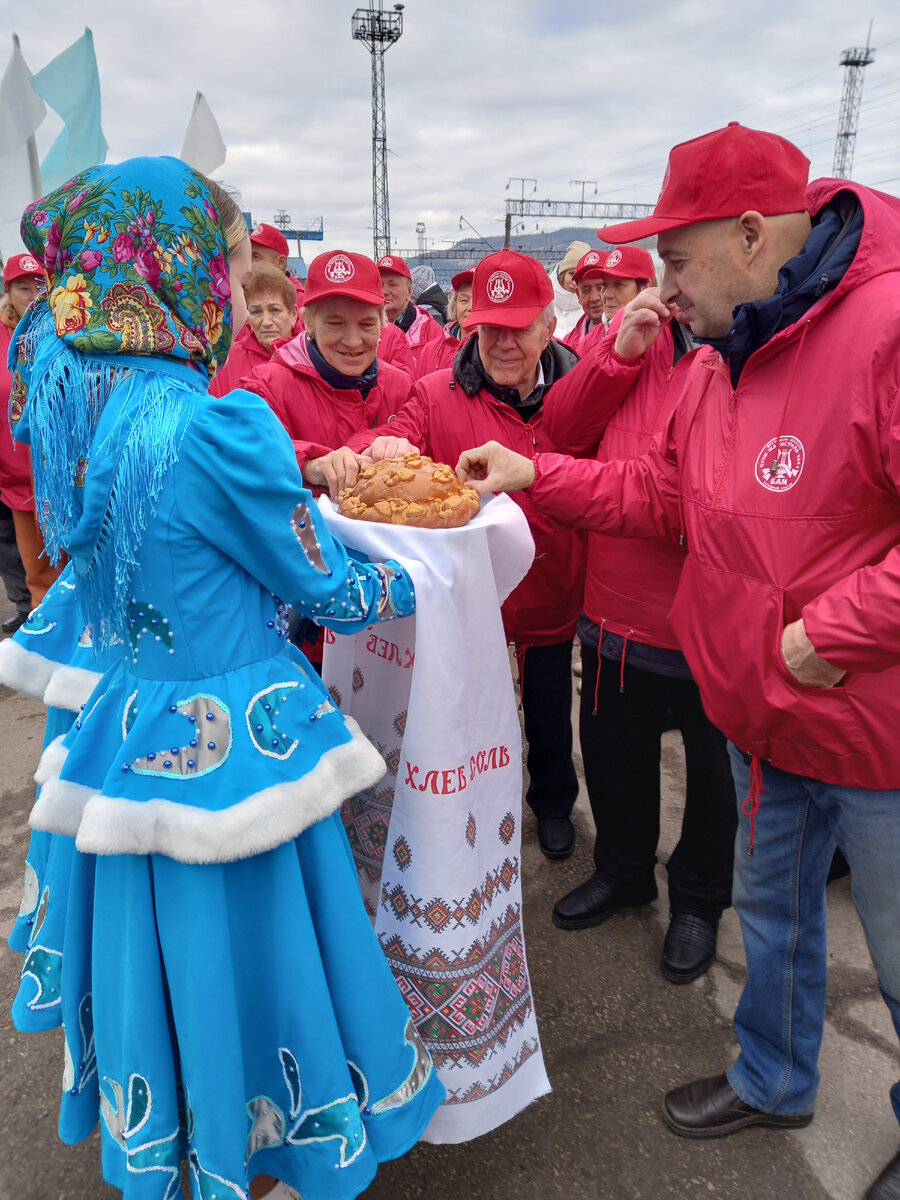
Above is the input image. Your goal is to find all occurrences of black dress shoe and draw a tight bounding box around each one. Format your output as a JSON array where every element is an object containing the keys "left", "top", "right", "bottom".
[
  {"left": 661, "top": 912, "right": 718, "bottom": 984},
  {"left": 553, "top": 874, "right": 656, "bottom": 930},
  {"left": 664, "top": 1074, "right": 814, "bottom": 1139},
  {"left": 866, "top": 1150, "right": 900, "bottom": 1199},
  {"left": 537, "top": 817, "right": 575, "bottom": 860},
  {"left": 2, "top": 610, "right": 29, "bottom": 634}
]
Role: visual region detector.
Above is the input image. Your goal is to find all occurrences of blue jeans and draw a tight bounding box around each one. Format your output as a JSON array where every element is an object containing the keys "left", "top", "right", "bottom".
[{"left": 726, "top": 745, "right": 900, "bottom": 1124}]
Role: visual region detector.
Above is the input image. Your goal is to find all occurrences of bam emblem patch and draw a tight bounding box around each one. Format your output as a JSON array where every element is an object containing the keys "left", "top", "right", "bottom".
[{"left": 755, "top": 435, "right": 805, "bottom": 492}]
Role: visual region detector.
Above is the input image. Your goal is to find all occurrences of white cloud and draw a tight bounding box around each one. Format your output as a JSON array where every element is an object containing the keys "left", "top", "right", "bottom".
[{"left": 3, "top": 0, "right": 899, "bottom": 259}]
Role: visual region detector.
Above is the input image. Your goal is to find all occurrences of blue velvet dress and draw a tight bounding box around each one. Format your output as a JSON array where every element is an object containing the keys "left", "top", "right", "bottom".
[{"left": 5, "top": 369, "right": 444, "bottom": 1200}]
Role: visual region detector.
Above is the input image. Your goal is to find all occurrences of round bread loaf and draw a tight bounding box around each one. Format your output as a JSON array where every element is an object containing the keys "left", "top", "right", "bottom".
[{"left": 338, "top": 453, "right": 480, "bottom": 529}]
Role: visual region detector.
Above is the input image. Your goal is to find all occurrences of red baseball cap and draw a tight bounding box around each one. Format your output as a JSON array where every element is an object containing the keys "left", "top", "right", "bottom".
[
  {"left": 451, "top": 268, "right": 474, "bottom": 290},
  {"left": 250, "top": 223, "right": 290, "bottom": 257},
  {"left": 4, "top": 252, "right": 44, "bottom": 287},
  {"left": 574, "top": 246, "right": 655, "bottom": 284},
  {"left": 597, "top": 123, "right": 811, "bottom": 244},
  {"left": 375, "top": 254, "right": 412, "bottom": 281},
  {"left": 463, "top": 249, "right": 554, "bottom": 330},
  {"left": 303, "top": 250, "right": 385, "bottom": 306}
]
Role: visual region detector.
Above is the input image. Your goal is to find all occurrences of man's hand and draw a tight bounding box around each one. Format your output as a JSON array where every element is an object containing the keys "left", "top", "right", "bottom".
[
  {"left": 615, "top": 288, "right": 676, "bottom": 360},
  {"left": 781, "top": 618, "right": 846, "bottom": 688},
  {"left": 456, "top": 441, "right": 535, "bottom": 496},
  {"left": 368, "top": 435, "right": 420, "bottom": 461},
  {"left": 303, "top": 448, "right": 370, "bottom": 499}
]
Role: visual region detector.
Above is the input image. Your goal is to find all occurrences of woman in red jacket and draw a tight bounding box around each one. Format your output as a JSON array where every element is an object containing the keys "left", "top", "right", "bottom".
[
  {"left": 241, "top": 250, "right": 412, "bottom": 665},
  {"left": 413, "top": 268, "right": 475, "bottom": 379},
  {"left": 209, "top": 262, "right": 299, "bottom": 397}
]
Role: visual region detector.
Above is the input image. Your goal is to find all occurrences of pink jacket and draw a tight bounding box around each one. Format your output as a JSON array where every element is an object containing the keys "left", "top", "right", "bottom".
[
  {"left": 400, "top": 305, "right": 444, "bottom": 367},
  {"left": 209, "top": 322, "right": 273, "bottom": 399},
  {"left": 378, "top": 321, "right": 416, "bottom": 381},
  {"left": 0, "top": 323, "right": 34, "bottom": 511},
  {"left": 530, "top": 180, "right": 900, "bottom": 788},
  {"left": 543, "top": 316, "right": 691, "bottom": 649},
  {"left": 562, "top": 313, "right": 606, "bottom": 356},
  {"left": 413, "top": 323, "right": 466, "bottom": 379},
  {"left": 240, "top": 334, "right": 412, "bottom": 471}
]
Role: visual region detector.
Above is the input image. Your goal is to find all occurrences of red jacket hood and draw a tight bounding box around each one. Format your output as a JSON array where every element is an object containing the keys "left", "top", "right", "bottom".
[{"left": 807, "top": 178, "right": 900, "bottom": 300}]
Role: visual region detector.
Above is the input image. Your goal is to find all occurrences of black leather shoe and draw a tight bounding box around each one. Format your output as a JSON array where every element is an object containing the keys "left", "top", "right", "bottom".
[
  {"left": 664, "top": 1074, "right": 814, "bottom": 1139},
  {"left": 2, "top": 610, "right": 29, "bottom": 634},
  {"left": 661, "top": 912, "right": 718, "bottom": 984},
  {"left": 553, "top": 874, "right": 656, "bottom": 929},
  {"left": 537, "top": 817, "right": 575, "bottom": 860},
  {"left": 866, "top": 1150, "right": 900, "bottom": 1199}
]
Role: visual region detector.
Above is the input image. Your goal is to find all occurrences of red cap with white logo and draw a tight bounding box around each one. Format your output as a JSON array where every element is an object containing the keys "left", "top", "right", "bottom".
[
  {"left": 303, "top": 250, "right": 385, "bottom": 306},
  {"left": 250, "top": 223, "right": 290, "bottom": 257},
  {"left": 4, "top": 252, "right": 44, "bottom": 287},
  {"left": 450, "top": 268, "right": 475, "bottom": 290},
  {"left": 574, "top": 246, "right": 655, "bottom": 284},
  {"left": 463, "top": 249, "right": 554, "bottom": 330},
  {"left": 375, "top": 254, "right": 412, "bottom": 281},
  {"left": 597, "top": 123, "right": 810, "bottom": 244}
]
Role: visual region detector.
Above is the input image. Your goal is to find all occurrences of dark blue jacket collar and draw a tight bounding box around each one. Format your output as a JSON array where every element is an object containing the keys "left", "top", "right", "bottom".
[{"left": 306, "top": 336, "right": 379, "bottom": 399}]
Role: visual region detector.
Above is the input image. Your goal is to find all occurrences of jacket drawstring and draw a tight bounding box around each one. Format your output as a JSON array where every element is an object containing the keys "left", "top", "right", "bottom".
[
  {"left": 742, "top": 754, "right": 765, "bottom": 855},
  {"left": 514, "top": 643, "right": 528, "bottom": 708},
  {"left": 619, "top": 629, "right": 634, "bottom": 694},
  {"left": 771, "top": 321, "right": 810, "bottom": 462},
  {"left": 592, "top": 621, "right": 606, "bottom": 716}
]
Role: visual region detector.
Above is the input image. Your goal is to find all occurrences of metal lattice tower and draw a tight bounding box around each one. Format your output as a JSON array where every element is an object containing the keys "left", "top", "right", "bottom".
[
  {"left": 833, "top": 37, "right": 875, "bottom": 179},
  {"left": 352, "top": 1, "right": 403, "bottom": 260}
]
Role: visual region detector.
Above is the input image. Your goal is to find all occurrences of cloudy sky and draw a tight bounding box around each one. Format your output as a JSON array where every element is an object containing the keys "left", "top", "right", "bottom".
[{"left": 4, "top": 0, "right": 900, "bottom": 261}]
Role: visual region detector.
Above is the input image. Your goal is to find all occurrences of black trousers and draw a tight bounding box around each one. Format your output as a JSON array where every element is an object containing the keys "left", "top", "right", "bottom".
[
  {"left": 0, "top": 499, "right": 30, "bottom": 612},
  {"left": 520, "top": 640, "right": 579, "bottom": 821},
  {"left": 579, "top": 642, "right": 736, "bottom": 919}
]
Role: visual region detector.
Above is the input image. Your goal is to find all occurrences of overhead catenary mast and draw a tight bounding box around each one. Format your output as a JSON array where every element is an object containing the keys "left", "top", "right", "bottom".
[
  {"left": 832, "top": 26, "right": 875, "bottom": 179},
  {"left": 351, "top": 1, "right": 404, "bottom": 260}
]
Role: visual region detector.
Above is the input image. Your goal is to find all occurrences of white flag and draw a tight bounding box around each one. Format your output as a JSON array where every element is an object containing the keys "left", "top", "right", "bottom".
[
  {"left": 180, "top": 92, "right": 226, "bottom": 177},
  {"left": 0, "top": 37, "right": 45, "bottom": 257},
  {"left": 0, "top": 37, "right": 45, "bottom": 157}
]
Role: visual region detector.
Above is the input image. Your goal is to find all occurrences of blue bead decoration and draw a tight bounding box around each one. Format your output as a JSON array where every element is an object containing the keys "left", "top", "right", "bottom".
[
  {"left": 121, "top": 763, "right": 131, "bottom": 772},
  {"left": 264, "top": 704, "right": 271, "bottom": 712},
  {"left": 207, "top": 742, "right": 216, "bottom": 750},
  {"left": 189, "top": 739, "right": 197, "bottom": 748},
  {"left": 188, "top": 715, "right": 196, "bottom": 723},
  {"left": 267, "top": 620, "right": 275, "bottom": 629},
  {"left": 187, "top": 759, "right": 195, "bottom": 768},
  {"left": 206, "top": 713, "right": 215, "bottom": 721},
  {"left": 163, "top": 760, "right": 172, "bottom": 769},
  {"left": 147, "top": 752, "right": 156, "bottom": 761},
  {"left": 169, "top": 705, "right": 177, "bottom": 713},
  {"left": 256, "top": 724, "right": 263, "bottom": 733}
]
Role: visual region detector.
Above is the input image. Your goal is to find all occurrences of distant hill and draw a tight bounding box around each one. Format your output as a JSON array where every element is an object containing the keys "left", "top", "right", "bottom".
[{"left": 404, "top": 225, "right": 655, "bottom": 290}]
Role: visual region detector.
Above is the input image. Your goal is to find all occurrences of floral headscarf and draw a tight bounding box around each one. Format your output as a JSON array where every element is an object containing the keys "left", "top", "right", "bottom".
[
  {"left": 21, "top": 155, "right": 233, "bottom": 373},
  {"left": 12, "top": 157, "right": 239, "bottom": 648}
]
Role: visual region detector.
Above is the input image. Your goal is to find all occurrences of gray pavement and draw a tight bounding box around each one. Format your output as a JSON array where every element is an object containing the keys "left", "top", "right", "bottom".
[{"left": 1, "top": 615, "right": 898, "bottom": 1200}]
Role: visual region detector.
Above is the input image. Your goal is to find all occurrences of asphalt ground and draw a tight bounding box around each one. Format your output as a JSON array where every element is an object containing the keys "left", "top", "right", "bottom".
[{"left": 1, "top": 614, "right": 898, "bottom": 1200}]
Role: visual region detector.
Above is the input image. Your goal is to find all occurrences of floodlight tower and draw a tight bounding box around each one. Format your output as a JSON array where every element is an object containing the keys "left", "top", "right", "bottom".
[
  {"left": 352, "top": 1, "right": 404, "bottom": 260},
  {"left": 833, "top": 31, "right": 875, "bottom": 179}
]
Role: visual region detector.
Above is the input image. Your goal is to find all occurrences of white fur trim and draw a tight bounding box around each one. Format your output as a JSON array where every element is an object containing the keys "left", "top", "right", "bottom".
[
  {"left": 72, "top": 718, "right": 387, "bottom": 864},
  {"left": 0, "top": 637, "right": 59, "bottom": 701},
  {"left": 43, "top": 666, "right": 103, "bottom": 713},
  {"left": 30, "top": 773, "right": 94, "bottom": 836},
  {"left": 34, "top": 735, "right": 69, "bottom": 787}
]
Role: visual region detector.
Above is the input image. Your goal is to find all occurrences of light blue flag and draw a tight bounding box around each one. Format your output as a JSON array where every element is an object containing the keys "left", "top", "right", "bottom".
[{"left": 31, "top": 27, "right": 108, "bottom": 191}]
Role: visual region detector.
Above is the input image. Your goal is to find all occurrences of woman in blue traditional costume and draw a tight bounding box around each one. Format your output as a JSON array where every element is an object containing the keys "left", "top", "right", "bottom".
[{"left": 3, "top": 156, "right": 444, "bottom": 1200}]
